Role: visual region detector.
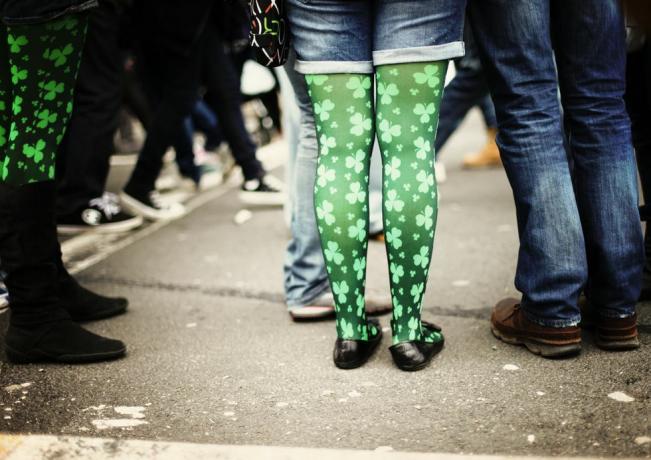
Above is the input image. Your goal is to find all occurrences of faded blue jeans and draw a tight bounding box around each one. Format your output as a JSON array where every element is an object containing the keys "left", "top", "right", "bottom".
[
  {"left": 469, "top": 0, "right": 644, "bottom": 326},
  {"left": 282, "top": 50, "right": 384, "bottom": 308}
]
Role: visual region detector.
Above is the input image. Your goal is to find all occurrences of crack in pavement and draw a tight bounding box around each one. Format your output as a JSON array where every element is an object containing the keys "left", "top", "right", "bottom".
[
  {"left": 78, "top": 275, "right": 651, "bottom": 327},
  {"left": 78, "top": 275, "right": 495, "bottom": 319}
]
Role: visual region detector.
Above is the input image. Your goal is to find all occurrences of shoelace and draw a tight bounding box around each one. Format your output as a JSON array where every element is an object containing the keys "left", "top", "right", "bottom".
[
  {"left": 103, "top": 191, "right": 120, "bottom": 205},
  {"left": 148, "top": 191, "right": 167, "bottom": 210},
  {"left": 89, "top": 194, "right": 121, "bottom": 219}
]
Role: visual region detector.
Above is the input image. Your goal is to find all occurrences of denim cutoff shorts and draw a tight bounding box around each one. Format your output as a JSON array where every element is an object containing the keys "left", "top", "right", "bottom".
[{"left": 286, "top": 0, "right": 467, "bottom": 74}]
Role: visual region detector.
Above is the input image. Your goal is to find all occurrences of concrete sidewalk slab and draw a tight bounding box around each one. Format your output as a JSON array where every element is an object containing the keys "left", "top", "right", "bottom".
[{"left": 1, "top": 435, "right": 645, "bottom": 460}]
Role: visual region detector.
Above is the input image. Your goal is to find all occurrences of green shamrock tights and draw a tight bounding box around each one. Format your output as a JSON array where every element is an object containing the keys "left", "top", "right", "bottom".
[
  {"left": 0, "top": 15, "right": 87, "bottom": 185},
  {"left": 307, "top": 61, "right": 448, "bottom": 345}
]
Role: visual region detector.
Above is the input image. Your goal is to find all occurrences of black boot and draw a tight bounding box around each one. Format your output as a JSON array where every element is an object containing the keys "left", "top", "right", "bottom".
[
  {"left": 0, "top": 182, "right": 126, "bottom": 364},
  {"left": 55, "top": 249, "right": 128, "bottom": 322}
]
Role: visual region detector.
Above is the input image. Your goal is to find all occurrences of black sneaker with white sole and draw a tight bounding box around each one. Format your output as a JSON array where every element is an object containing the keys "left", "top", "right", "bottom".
[
  {"left": 57, "top": 193, "right": 144, "bottom": 235},
  {"left": 120, "top": 188, "right": 186, "bottom": 221},
  {"left": 239, "top": 175, "right": 286, "bottom": 206}
]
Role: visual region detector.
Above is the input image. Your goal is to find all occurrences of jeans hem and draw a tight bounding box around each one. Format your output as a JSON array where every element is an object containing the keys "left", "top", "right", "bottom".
[
  {"left": 286, "top": 281, "right": 331, "bottom": 309},
  {"left": 372, "top": 42, "right": 465, "bottom": 66},
  {"left": 521, "top": 307, "right": 581, "bottom": 328},
  {"left": 596, "top": 308, "right": 637, "bottom": 319},
  {"left": 295, "top": 60, "right": 373, "bottom": 75}
]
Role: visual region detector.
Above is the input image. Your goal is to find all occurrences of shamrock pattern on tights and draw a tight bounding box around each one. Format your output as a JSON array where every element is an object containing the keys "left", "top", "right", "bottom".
[
  {"left": 0, "top": 15, "right": 87, "bottom": 185},
  {"left": 307, "top": 61, "right": 448, "bottom": 345},
  {"left": 308, "top": 73, "right": 377, "bottom": 341},
  {"left": 376, "top": 62, "right": 447, "bottom": 344}
]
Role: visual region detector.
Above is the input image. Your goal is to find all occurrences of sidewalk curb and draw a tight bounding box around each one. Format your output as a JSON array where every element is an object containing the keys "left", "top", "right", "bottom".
[{"left": 1, "top": 435, "right": 639, "bottom": 460}]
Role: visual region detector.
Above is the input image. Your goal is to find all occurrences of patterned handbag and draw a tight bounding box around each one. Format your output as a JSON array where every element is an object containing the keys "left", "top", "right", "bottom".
[{"left": 248, "top": 0, "right": 290, "bottom": 67}]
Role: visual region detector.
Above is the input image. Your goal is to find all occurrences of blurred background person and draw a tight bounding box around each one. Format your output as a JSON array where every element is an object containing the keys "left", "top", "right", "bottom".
[
  {"left": 56, "top": 0, "right": 144, "bottom": 234},
  {"left": 435, "top": 23, "right": 499, "bottom": 183}
]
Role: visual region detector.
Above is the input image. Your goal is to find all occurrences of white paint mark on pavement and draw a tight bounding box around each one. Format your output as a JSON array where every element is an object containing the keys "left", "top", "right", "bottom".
[
  {"left": 536, "top": 391, "right": 545, "bottom": 396},
  {"left": 223, "top": 411, "right": 235, "bottom": 417},
  {"left": 4, "top": 382, "right": 32, "bottom": 393},
  {"left": 82, "top": 404, "right": 107, "bottom": 412},
  {"left": 275, "top": 402, "right": 289, "bottom": 408},
  {"left": 503, "top": 364, "right": 520, "bottom": 371},
  {"left": 114, "top": 406, "right": 146, "bottom": 419},
  {"left": 635, "top": 436, "right": 651, "bottom": 445},
  {"left": 608, "top": 391, "right": 635, "bottom": 403},
  {"left": 92, "top": 419, "right": 148, "bottom": 430},
  {"left": 186, "top": 323, "right": 197, "bottom": 328}
]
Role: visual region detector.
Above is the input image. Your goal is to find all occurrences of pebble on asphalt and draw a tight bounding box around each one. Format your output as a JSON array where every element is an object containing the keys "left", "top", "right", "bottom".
[
  {"left": 503, "top": 364, "right": 520, "bottom": 371},
  {"left": 234, "top": 209, "right": 253, "bottom": 225},
  {"left": 452, "top": 280, "right": 470, "bottom": 287}
]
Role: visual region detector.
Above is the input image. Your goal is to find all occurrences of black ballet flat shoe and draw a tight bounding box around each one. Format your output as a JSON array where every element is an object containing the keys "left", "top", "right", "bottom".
[
  {"left": 389, "top": 321, "right": 444, "bottom": 372},
  {"left": 333, "top": 318, "right": 382, "bottom": 369}
]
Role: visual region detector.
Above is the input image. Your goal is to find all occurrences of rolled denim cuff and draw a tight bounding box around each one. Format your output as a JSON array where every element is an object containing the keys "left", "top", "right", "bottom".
[
  {"left": 521, "top": 307, "right": 581, "bottom": 328},
  {"left": 373, "top": 41, "right": 465, "bottom": 66},
  {"left": 286, "top": 281, "right": 331, "bottom": 309},
  {"left": 295, "top": 59, "right": 374, "bottom": 75},
  {"left": 597, "top": 308, "right": 637, "bottom": 319}
]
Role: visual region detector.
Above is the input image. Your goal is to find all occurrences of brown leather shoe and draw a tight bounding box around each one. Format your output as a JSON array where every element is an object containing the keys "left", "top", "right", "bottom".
[
  {"left": 594, "top": 313, "right": 640, "bottom": 351},
  {"left": 462, "top": 128, "right": 502, "bottom": 169},
  {"left": 491, "top": 298, "right": 581, "bottom": 358},
  {"left": 578, "top": 297, "right": 639, "bottom": 351}
]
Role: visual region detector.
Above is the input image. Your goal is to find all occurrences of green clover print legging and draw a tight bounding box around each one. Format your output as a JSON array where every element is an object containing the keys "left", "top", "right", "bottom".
[
  {"left": 307, "top": 61, "right": 448, "bottom": 345},
  {"left": 0, "top": 15, "right": 87, "bottom": 185}
]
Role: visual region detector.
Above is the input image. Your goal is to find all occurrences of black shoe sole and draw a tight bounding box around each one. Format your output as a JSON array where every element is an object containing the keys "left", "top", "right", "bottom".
[
  {"left": 491, "top": 327, "right": 581, "bottom": 358},
  {"left": 70, "top": 304, "right": 128, "bottom": 323},
  {"left": 594, "top": 334, "right": 640, "bottom": 351},
  {"left": 5, "top": 345, "right": 127, "bottom": 364}
]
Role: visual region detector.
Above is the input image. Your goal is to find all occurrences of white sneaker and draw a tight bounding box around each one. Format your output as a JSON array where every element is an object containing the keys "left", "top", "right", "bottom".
[
  {"left": 155, "top": 175, "right": 179, "bottom": 192},
  {"left": 288, "top": 292, "right": 335, "bottom": 320},
  {"left": 120, "top": 190, "right": 186, "bottom": 221},
  {"left": 239, "top": 175, "right": 287, "bottom": 206}
]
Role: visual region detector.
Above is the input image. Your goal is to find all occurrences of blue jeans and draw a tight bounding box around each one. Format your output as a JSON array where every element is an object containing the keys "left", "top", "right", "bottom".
[
  {"left": 469, "top": 0, "right": 644, "bottom": 326},
  {"left": 282, "top": 50, "right": 384, "bottom": 307},
  {"left": 286, "top": 0, "right": 465, "bottom": 74}
]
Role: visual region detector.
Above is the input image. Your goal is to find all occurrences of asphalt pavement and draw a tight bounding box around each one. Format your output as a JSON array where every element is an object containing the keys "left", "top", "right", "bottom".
[{"left": 0, "top": 111, "right": 649, "bottom": 459}]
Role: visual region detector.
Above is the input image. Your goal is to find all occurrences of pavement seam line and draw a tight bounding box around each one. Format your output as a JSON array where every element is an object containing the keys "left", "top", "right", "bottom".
[{"left": 61, "top": 140, "right": 288, "bottom": 276}]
